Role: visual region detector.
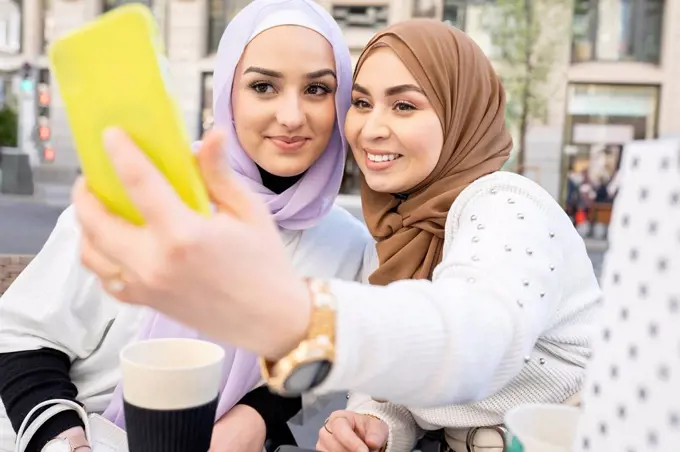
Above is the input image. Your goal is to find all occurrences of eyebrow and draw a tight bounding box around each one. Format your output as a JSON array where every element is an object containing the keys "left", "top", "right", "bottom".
[
  {"left": 306, "top": 68, "right": 337, "bottom": 80},
  {"left": 352, "top": 83, "right": 425, "bottom": 96},
  {"left": 244, "top": 66, "right": 337, "bottom": 80}
]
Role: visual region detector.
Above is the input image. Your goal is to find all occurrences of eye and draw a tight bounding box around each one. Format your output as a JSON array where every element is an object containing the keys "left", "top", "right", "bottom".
[
  {"left": 306, "top": 83, "right": 332, "bottom": 96},
  {"left": 394, "top": 101, "right": 416, "bottom": 112},
  {"left": 249, "top": 81, "right": 276, "bottom": 94},
  {"left": 352, "top": 99, "right": 371, "bottom": 109}
]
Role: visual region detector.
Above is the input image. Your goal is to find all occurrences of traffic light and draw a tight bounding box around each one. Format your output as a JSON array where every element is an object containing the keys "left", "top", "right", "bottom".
[
  {"left": 20, "top": 62, "right": 34, "bottom": 93},
  {"left": 43, "top": 146, "right": 55, "bottom": 162},
  {"left": 38, "top": 86, "right": 50, "bottom": 106},
  {"left": 37, "top": 71, "right": 54, "bottom": 164}
]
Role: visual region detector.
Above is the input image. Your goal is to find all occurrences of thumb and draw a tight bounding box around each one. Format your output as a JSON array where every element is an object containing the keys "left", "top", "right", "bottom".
[
  {"left": 195, "top": 129, "right": 267, "bottom": 223},
  {"left": 361, "top": 416, "right": 389, "bottom": 450}
]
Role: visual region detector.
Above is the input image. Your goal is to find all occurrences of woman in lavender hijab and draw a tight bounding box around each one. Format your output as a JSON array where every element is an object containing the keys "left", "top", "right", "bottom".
[{"left": 0, "top": 1, "right": 369, "bottom": 451}]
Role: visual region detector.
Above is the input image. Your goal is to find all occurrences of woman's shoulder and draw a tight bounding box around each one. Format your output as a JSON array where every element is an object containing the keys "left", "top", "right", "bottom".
[
  {"left": 440, "top": 171, "right": 589, "bottom": 268},
  {"left": 312, "top": 204, "right": 372, "bottom": 244},
  {"left": 446, "top": 171, "right": 566, "bottom": 230},
  {"left": 297, "top": 204, "right": 374, "bottom": 280}
]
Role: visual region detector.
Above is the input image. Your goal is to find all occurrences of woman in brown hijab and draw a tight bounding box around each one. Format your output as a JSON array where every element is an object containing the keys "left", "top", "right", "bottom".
[
  {"left": 70, "top": 16, "right": 599, "bottom": 452},
  {"left": 318, "top": 19, "right": 599, "bottom": 452}
]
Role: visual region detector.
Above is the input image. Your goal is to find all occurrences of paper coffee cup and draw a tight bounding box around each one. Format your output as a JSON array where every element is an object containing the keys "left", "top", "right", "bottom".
[
  {"left": 504, "top": 404, "right": 580, "bottom": 452},
  {"left": 120, "top": 338, "right": 225, "bottom": 452}
]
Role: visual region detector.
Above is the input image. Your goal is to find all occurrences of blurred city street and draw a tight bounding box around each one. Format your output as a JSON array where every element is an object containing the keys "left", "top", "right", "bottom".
[{"left": 1, "top": 188, "right": 607, "bottom": 278}]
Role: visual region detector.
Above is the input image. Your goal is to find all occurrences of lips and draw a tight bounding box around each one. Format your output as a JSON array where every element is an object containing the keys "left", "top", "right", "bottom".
[
  {"left": 269, "top": 135, "right": 306, "bottom": 144},
  {"left": 267, "top": 136, "right": 309, "bottom": 152},
  {"left": 363, "top": 149, "right": 403, "bottom": 171}
]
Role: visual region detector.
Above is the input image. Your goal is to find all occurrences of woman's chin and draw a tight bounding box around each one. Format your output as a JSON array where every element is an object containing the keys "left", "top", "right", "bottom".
[
  {"left": 258, "top": 161, "right": 310, "bottom": 178},
  {"left": 363, "top": 176, "right": 407, "bottom": 195}
]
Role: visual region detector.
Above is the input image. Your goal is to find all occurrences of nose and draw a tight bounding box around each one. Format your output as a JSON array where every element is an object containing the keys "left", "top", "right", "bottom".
[
  {"left": 276, "top": 91, "right": 305, "bottom": 130},
  {"left": 360, "top": 109, "right": 390, "bottom": 142}
]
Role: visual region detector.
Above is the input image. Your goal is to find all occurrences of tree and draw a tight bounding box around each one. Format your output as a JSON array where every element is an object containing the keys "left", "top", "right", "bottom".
[
  {"left": 0, "top": 106, "right": 18, "bottom": 147},
  {"left": 481, "top": 0, "right": 572, "bottom": 174}
]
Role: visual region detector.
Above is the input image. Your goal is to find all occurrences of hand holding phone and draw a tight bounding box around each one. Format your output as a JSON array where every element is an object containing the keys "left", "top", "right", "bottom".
[{"left": 48, "top": 4, "right": 211, "bottom": 225}]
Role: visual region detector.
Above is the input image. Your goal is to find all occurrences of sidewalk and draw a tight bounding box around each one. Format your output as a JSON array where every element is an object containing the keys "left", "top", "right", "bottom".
[
  {"left": 1, "top": 186, "right": 608, "bottom": 273},
  {"left": 4, "top": 189, "right": 609, "bottom": 250}
]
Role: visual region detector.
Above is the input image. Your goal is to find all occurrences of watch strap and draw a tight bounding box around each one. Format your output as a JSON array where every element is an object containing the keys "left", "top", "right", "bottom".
[
  {"left": 59, "top": 433, "right": 90, "bottom": 451},
  {"left": 260, "top": 278, "right": 337, "bottom": 394}
]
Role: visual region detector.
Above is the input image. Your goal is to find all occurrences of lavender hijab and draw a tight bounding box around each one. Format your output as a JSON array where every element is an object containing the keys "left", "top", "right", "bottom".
[{"left": 102, "top": 0, "right": 352, "bottom": 428}]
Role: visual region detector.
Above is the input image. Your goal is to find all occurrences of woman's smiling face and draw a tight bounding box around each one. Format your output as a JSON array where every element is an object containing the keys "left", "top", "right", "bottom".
[
  {"left": 344, "top": 47, "right": 443, "bottom": 194},
  {"left": 230, "top": 25, "right": 338, "bottom": 177}
]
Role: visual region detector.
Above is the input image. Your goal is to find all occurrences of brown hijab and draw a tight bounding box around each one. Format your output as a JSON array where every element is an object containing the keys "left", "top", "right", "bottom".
[{"left": 356, "top": 19, "right": 513, "bottom": 286}]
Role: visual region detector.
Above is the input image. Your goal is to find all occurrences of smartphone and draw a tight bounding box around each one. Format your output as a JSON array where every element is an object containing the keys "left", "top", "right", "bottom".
[
  {"left": 274, "top": 447, "right": 320, "bottom": 452},
  {"left": 48, "top": 4, "right": 211, "bottom": 225}
]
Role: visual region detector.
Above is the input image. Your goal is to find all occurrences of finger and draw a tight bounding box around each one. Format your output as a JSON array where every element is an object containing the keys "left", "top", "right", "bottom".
[
  {"left": 102, "top": 127, "right": 191, "bottom": 227},
  {"left": 195, "top": 128, "right": 270, "bottom": 223},
  {"left": 80, "top": 234, "right": 138, "bottom": 302},
  {"left": 331, "top": 417, "right": 369, "bottom": 452},
  {"left": 80, "top": 235, "right": 122, "bottom": 279},
  {"left": 72, "top": 177, "right": 145, "bottom": 271},
  {"left": 361, "top": 418, "right": 389, "bottom": 450},
  {"left": 317, "top": 426, "right": 352, "bottom": 452}
]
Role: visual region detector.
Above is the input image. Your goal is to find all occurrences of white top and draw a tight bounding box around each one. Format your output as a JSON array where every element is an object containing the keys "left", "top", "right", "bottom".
[
  {"left": 315, "top": 172, "right": 601, "bottom": 452},
  {"left": 574, "top": 139, "right": 680, "bottom": 451},
  {"left": 0, "top": 205, "right": 370, "bottom": 451}
]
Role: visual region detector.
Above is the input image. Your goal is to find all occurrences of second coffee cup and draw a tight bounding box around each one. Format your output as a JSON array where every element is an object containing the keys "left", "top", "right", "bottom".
[{"left": 120, "top": 338, "right": 225, "bottom": 452}]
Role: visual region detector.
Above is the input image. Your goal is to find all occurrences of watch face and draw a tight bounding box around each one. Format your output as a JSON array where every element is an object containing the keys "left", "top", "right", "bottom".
[
  {"left": 43, "top": 438, "right": 72, "bottom": 452},
  {"left": 284, "top": 360, "right": 332, "bottom": 394}
]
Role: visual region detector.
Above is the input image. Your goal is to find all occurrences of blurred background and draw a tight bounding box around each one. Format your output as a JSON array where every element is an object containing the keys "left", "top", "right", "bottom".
[{"left": 0, "top": 0, "right": 678, "bottom": 254}]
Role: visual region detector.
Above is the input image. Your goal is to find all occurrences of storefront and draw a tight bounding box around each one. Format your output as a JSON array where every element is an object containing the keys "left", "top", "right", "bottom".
[{"left": 561, "top": 83, "right": 660, "bottom": 237}]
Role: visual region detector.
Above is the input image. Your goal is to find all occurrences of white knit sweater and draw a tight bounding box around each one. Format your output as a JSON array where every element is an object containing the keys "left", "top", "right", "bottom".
[{"left": 315, "top": 172, "right": 601, "bottom": 452}]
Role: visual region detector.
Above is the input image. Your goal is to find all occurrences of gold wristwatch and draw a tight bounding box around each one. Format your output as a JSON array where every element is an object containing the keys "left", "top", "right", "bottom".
[{"left": 260, "top": 278, "right": 336, "bottom": 395}]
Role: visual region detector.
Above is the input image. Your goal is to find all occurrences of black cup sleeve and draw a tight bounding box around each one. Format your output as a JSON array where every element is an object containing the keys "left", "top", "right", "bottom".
[{"left": 123, "top": 398, "right": 218, "bottom": 452}]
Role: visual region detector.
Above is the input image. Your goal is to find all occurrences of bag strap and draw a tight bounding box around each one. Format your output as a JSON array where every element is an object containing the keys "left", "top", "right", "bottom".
[{"left": 14, "top": 399, "right": 91, "bottom": 452}]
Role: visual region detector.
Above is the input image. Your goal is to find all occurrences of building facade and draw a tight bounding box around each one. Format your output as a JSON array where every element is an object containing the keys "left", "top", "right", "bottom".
[
  {"left": 465, "top": 0, "right": 680, "bottom": 203},
  {"left": 1, "top": 0, "right": 679, "bottom": 203},
  {"left": 2, "top": 0, "right": 458, "bottom": 183}
]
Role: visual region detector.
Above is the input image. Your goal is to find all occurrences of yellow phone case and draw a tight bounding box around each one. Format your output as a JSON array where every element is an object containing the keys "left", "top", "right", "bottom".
[{"left": 48, "top": 4, "right": 211, "bottom": 225}]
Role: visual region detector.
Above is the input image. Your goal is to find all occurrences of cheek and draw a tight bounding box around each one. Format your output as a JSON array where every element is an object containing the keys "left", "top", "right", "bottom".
[
  {"left": 310, "top": 98, "right": 337, "bottom": 136},
  {"left": 233, "top": 95, "right": 268, "bottom": 136},
  {"left": 344, "top": 110, "right": 362, "bottom": 150},
  {"left": 402, "top": 119, "right": 443, "bottom": 171}
]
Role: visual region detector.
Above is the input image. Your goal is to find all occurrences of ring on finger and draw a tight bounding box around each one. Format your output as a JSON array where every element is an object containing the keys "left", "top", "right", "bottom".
[
  {"left": 104, "top": 268, "right": 127, "bottom": 293},
  {"left": 323, "top": 417, "right": 333, "bottom": 435}
]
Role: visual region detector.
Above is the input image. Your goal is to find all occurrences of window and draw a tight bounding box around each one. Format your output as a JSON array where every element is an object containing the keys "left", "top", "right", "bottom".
[
  {"left": 103, "top": 0, "right": 152, "bottom": 13},
  {"left": 102, "top": 0, "right": 168, "bottom": 46},
  {"left": 206, "top": 0, "right": 251, "bottom": 55},
  {"left": 442, "top": 0, "right": 466, "bottom": 30},
  {"left": 412, "top": 0, "right": 438, "bottom": 19},
  {"left": 571, "top": 0, "right": 664, "bottom": 63},
  {"left": 0, "top": 0, "right": 21, "bottom": 54},
  {"left": 560, "top": 83, "right": 660, "bottom": 232},
  {"left": 332, "top": 5, "right": 388, "bottom": 29}
]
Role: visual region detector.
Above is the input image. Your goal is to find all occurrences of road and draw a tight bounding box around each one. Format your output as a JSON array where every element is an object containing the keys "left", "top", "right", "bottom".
[
  {"left": 0, "top": 194, "right": 605, "bottom": 276},
  {"left": 0, "top": 195, "right": 605, "bottom": 448},
  {"left": 0, "top": 199, "right": 67, "bottom": 254}
]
